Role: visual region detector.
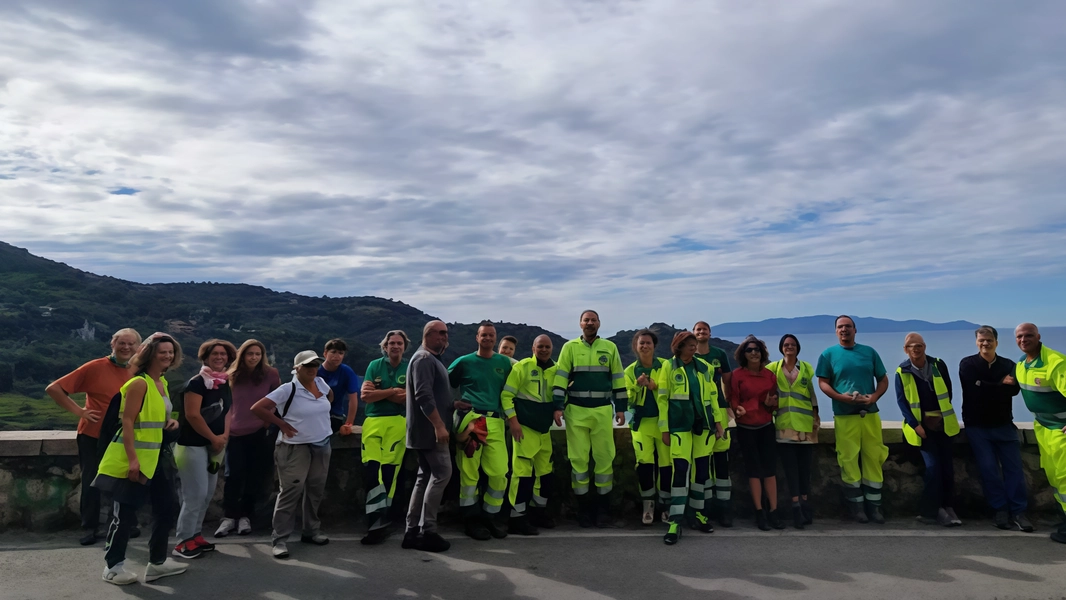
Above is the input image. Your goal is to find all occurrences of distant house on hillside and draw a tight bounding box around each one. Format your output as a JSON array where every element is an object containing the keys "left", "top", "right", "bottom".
[{"left": 72, "top": 320, "right": 95, "bottom": 341}]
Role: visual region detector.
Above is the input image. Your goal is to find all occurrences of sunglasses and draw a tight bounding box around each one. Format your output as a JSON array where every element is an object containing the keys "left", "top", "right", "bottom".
[{"left": 744, "top": 347, "right": 761, "bottom": 353}]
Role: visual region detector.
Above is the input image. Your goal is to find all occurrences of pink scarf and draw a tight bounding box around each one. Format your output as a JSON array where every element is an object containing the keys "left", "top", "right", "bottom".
[{"left": 199, "top": 365, "right": 229, "bottom": 390}]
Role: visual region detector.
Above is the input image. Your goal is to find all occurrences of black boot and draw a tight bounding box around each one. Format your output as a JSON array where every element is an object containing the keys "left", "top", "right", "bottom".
[
  {"left": 484, "top": 514, "right": 508, "bottom": 539},
  {"left": 595, "top": 493, "right": 613, "bottom": 528},
  {"left": 576, "top": 495, "right": 594, "bottom": 528},
  {"left": 508, "top": 515, "right": 539, "bottom": 536},
  {"left": 866, "top": 503, "right": 885, "bottom": 525},
  {"left": 529, "top": 506, "right": 556, "bottom": 529},
  {"left": 464, "top": 515, "right": 491, "bottom": 540},
  {"left": 800, "top": 499, "right": 813, "bottom": 525},
  {"left": 792, "top": 504, "right": 805, "bottom": 529},
  {"left": 716, "top": 498, "right": 734, "bottom": 528},
  {"left": 848, "top": 501, "right": 869, "bottom": 523},
  {"left": 768, "top": 508, "right": 786, "bottom": 530},
  {"left": 401, "top": 527, "right": 421, "bottom": 549},
  {"left": 755, "top": 508, "right": 771, "bottom": 531}
]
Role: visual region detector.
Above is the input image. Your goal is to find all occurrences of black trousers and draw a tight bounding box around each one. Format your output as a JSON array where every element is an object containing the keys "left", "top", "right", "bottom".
[
  {"left": 77, "top": 433, "right": 103, "bottom": 530},
  {"left": 104, "top": 465, "right": 175, "bottom": 569},
  {"left": 778, "top": 443, "right": 813, "bottom": 498},
  {"left": 224, "top": 428, "right": 275, "bottom": 519}
]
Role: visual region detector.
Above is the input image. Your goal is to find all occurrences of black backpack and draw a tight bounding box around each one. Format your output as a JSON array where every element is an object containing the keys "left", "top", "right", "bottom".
[{"left": 267, "top": 382, "right": 299, "bottom": 437}]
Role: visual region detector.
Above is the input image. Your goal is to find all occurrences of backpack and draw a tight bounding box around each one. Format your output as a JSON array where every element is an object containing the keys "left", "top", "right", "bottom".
[{"left": 267, "top": 382, "right": 299, "bottom": 437}]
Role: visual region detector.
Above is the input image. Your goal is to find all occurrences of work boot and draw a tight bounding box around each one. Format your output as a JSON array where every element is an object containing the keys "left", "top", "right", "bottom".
[
  {"left": 716, "top": 498, "right": 734, "bottom": 528},
  {"left": 529, "top": 507, "right": 555, "bottom": 529},
  {"left": 464, "top": 516, "right": 491, "bottom": 541},
  {"left": 594, "top": 494, "right": 613, "bottom": 528},
  {"left": 792, "top": 504, "right": 805, "bottom": 530},
  {"left": 361, "top": 527, "right": 390, "bottom": 546},
  {"left": 576, "top": 495, "right": 594, "bottom": 528},
  {"left": 1051, "top": 521, "right": 1066, "bottom": 544},
  {"left": 401, "top": 527, "right": 421, "bottom": 549},
  {"left": 866, "top": 503, "right": 885, "bottom": 525},
  {"left": 484, "top": 515, "right": 508, "bottom": 539},
  {"left": 663, "top": 521, "right": 682, "bottom": 545},
  {"left": 849, "top": 502, "right": 869, "bottom": 523},
  {"left": 756, "top": 508, "right": 771, "bottom": 531},
  {"left": 801, "top": 499, "right": 814, "bottom": 525},
  {"left": 508, "top": 515, "right": 539, "bottom": 536}
]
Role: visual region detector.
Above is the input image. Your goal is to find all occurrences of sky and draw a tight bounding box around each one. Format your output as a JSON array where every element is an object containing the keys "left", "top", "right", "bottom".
[{"left": 1, "top": 0, "right": 1065, "bottom": 338}]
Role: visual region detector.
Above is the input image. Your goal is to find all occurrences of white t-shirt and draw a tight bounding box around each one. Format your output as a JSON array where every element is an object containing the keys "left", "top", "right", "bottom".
[{"left": 265, "top": 377, "right": 333, "bottom": 445}]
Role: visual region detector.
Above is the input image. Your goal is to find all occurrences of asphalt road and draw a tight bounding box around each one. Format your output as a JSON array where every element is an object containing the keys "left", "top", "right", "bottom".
[{"left": 2, "top": 520, "right": 1065, "bottom": 600}]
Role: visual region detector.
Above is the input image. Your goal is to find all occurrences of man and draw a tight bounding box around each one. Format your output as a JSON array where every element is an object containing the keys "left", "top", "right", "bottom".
[
  {"left": 894, "top": 333, "right": 960, "bottom": 527},
  {"left": 318, "top": 338, "right": 362, "bottom": 432},
  {"left": 959, "top": 326, "right": 1032, "bottom": 531},
  {"left": 694, "top": 320, "right": 735, "bottom": 526},
  {"left": 502, "top": 334, "right": 563, "bottom": 535},
  {"left": 46, "top": 328, "right": 140, "bottom": 545},
  {"left": 1014, "top": 323, "right": 1066, "bottom": 544},
  {"left": 343, "top": 330, "right": 410, "bottom": 545},
  {"left": 448, "top": 321, "right": 513, "bottom": 540},
  {"left": 553, "top": 310, "right": 627, "bottom": 527},
  {"left": 816, "top": 315, "right": 889, "bottom": 524},
  {"left": 403, "top": 321, "right": 453, "bottom": 553},
  {"left": 498, "top": 336, "right": 519, "bottom": 362}
]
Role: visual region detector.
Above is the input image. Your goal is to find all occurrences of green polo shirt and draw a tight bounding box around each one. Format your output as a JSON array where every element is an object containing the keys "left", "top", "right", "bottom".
[
  {"left": 363, "top": 356, "right": 409, "bottom": 418},
  {"left": 448, "top": 352, "right": 513, "bottom": 414}
]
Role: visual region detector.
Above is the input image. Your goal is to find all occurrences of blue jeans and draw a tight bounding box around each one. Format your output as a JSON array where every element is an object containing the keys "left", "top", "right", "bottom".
[
  {"left": 919, "top": 429, "right": 955, "bottom": 518},
  {"left": 966, "top": 424, "right": 1028, "bottom": 515}
]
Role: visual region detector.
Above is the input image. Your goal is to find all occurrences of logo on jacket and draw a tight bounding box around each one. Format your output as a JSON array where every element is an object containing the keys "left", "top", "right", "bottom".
[
  {"left": 397, "top": 375, "right": 406, "bottom": 385},
  {"left": 495, "top": 368, "right": 505, "bottom": 375},
  {"left": 598, "top": 355, "right": 608, "bottom": 366},
  {"left": 799, "top": 377, "right": 808, "bottom": 386},
  {"left": 531, "top": 370, "right": 539, "bottom": 377},
  {"left": 675, "top": 373, "right": 684, "bottom": 382}
]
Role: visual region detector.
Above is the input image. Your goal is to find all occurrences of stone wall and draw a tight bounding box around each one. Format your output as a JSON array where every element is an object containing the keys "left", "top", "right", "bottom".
[{"left": 0, "top": 424, "right": 1057, "bottom": 532}]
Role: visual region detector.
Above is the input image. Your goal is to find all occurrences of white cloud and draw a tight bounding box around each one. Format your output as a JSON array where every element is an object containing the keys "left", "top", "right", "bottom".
[{"left": 1, "top": 0, "right": 1064, "bottom": 333}]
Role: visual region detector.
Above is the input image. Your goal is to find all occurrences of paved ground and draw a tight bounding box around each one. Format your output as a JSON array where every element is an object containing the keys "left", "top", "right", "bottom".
[{"left": 2, "top": 519, "right": 1065, "bottom": 600}]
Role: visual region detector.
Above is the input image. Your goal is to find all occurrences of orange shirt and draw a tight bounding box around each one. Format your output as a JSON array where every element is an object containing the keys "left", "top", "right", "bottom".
[{"left": 55, "top": 357, "right": 133, "bottom": 438}]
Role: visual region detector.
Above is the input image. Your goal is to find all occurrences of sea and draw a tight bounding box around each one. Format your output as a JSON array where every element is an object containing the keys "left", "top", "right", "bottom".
[{"left": 722, "top": 327, "right": 1066, "bottom": 423}]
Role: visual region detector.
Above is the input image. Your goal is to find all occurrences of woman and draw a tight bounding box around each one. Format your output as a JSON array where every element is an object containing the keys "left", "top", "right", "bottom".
[
  {"left": 216, "top": 339, "right": 281, "bottom": 537},
  {"left": 624, "top": 329, "right": 671, "bottom": 525},
  {"left": 251, "top": 350, "right": 335, "bottom": 559},
  {"left": 173, "top": 339, "right": 237, "bottom": 559},
  {"left": 658, "top": 331, "right": 725, "bottom": 545},
  {"left": 730, "top": 335, "right": 785, "bottom": 531},
  {"left": 93, "top": 333, "right": 186, "bottom": 585},
  {"left": 766, "top": 334, "right": 819, "bottom": 529}
]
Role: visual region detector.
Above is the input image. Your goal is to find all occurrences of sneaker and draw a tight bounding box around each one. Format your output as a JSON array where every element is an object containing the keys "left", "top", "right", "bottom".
[
  {"left": 508, "top": 516, "right": 539, "bottom": 536},
  {"left": 172, "top": 539, "right": 203, "bottom": 559},
  {"left": 692, "top": 511, "right": 714, "bottom": 533},
  {"left": 419, "top": 530, "right": 451, "bottom": 553},
  {"left": 642, "top": 500, "right": 655, "bottom": 525},
  {"left": 237, "top": 517, "right": 252, "bottom": 535},
  {"left": 300, "top": 533, "right": 329, "bottom": 545},
  {"left": 768, "top": 509, "right": 786, "bottom": 530},
  {"left": 401, "top": 528, "right": 421, "bottom": 549},
  {"left": 485, "top": 517, "right": 508, "bottom": 539},
  {"left": 215, "top": 518, "right": 236, "bottom": 538},
  {"left": 80, "top": 530, "right": 99, "bottom": 546},
  {"left": 663, "top": 522, "right": 682, "bottom": 545},
  {"left": 993, "top": 510, "right": 1010, "bottom": 530},
  {"left": 1010, "top": 513, "right": 1035, "bottom": 533},
  {"left": 945, "top": 507, "right": 962, "bottom": 526},
  {"left": 361, "top": 528, "right": 390, "bottom": 545},
  {"left": 848, "top": 502, "right": 869, "bottom": 524},
  {"left": 102, "top": 564, "right": 138, "bottom": 586},
  {"left": 193, "top": 534, "right": 215, "bottom": 552},
  {"left": 464, "top": 518, "right": 491, "bottom": 541},
  {"left": 756, "top": 509, "right": 771, "bottom": 531},
  {"left": 937, "top": 508, "right": 954, "bottom": 527},
  {"left": 144, "top": 559, "right": 187, "bottom": 583},
  {"left": 272, "top": 541, "right": 289, "bottom": 559}
]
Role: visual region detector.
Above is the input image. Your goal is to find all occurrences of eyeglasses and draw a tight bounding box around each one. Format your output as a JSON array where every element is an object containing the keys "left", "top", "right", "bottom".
[
  {"left": 745, "top": 347, "right": 761, "bottom": 354},
  {"left": 431, "top": 329, "right": 448, "bottom": 335}
]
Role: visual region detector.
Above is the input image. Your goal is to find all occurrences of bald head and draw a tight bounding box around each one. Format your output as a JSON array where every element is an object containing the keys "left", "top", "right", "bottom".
[
  {"left": 903, "top": 332, "right": 927, "bottom": 365},
  {"left": 532, "top": 334, "right": 553, "bottom": 362},
  {"left": 1015, "top": 322, "right": 1041, "bottom": 357},
  {"left": 422, "top": 320, "right": 449, "bottom": 354}
]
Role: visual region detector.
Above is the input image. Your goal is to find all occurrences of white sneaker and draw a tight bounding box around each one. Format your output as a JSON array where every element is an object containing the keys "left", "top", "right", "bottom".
[
  {"left": 215, "top": 518, "right": 236, "bottom": 538},
  {"left": 272, "top": 541, "right": 289, "bottom": 559},
  {"left": 642, "top": 500, "right": 655, "bottom": 525},
  {"left": 237, "top": 517, "right": 252, "bottom": 535},
  {"left": 144, "top": 558, "right": 187, "bottom": 582},
  {"left": 102, "top": 563, "right": 138, "bottom": 586}
]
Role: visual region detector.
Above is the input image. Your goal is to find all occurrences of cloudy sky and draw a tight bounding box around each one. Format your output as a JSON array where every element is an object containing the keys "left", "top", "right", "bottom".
[{"left": 2, "top": 0, "right": 1064, "bottom": 336}]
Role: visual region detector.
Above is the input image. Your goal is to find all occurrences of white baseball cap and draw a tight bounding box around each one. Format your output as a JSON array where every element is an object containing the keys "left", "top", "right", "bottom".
[{"left": 292, "top": 350, "right": 324, "bottom": 368}]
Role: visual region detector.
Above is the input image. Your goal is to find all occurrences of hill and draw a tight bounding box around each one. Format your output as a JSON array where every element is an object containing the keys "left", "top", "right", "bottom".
[
  {"left": 608, "top": 323, "right": 738, "bottom": 368},
  {"left": 711, "top": 315, "right": 981, "bottom": 337},
  {"left": 0, "top": 241, "right": 563, "bottom": 403}
]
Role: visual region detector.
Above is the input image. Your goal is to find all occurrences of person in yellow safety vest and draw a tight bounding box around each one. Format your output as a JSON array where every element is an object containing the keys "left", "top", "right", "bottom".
[
  {"left": 92, "top": 332, "right": 186, "bottom": 585},
  {"left": 448, "top": 321, "right": 513, "bottom": 541},
  {"left": 693, "top": 321, "right": 735, "bottom": 527},
  {"left": 815, "top": 315, "right": 890, "bottom": 524},
  {"left": 894, "top": 333, "right": 961, "bottom": 527},
  {"left": 1014, "top": 323, "right": 1066, "bottom": 544},
  {"left": 553, "top": 310, "right": 628, "bottom": 528},
  {"left": 766, "top": 334, "right": 819, "bottom": 529},
  {"left": 624, "top": 329, "right": 671, "bottom": 525},
  {"left": 657, "top": 331, "right": 725, "bottom": 545},
  {"left": 502, "top": 334, "right": 563, "bottom": 536}
]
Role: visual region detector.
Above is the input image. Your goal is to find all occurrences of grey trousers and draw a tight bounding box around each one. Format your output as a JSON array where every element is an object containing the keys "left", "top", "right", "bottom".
[
  {"left": 272, "top": 442, "right": 331, "bottom": 544},
  {"left": 175, "top": 444, "right": 219, "bottom": 541},
  {"left": 406, "top": 445, "right": 453, "bottom": 534}
]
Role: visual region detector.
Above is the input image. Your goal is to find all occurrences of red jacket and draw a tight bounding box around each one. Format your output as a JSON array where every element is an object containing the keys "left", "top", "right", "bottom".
[{"left": 729, "top": 367, "right": 777, "bottom": 427}]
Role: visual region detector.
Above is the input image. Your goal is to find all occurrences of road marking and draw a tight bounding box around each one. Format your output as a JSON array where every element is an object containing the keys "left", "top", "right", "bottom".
[
  {"left": 264, "top": 592, "right": 303, "bottom": 600},
  {"left": 252, "top": 544, "right": 364, "bottom": 578}
]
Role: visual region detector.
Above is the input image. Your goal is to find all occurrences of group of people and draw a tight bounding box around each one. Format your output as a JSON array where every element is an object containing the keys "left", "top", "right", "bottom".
[{"left": 45, "top": 312, "right": 1066, "bottom": 586}]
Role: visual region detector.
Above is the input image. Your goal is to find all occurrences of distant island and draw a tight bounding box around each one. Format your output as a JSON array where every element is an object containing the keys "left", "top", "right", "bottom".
[{"left": 711, "top": 315, "right": 981, "bottom": 337}]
